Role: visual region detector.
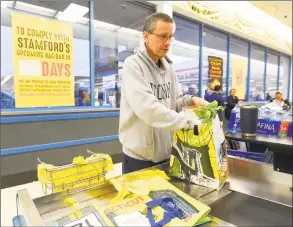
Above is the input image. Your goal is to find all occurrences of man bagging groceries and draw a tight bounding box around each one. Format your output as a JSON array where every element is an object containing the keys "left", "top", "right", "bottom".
[{"left": 119, "top": 13, "right": 208, "bottom": 174}]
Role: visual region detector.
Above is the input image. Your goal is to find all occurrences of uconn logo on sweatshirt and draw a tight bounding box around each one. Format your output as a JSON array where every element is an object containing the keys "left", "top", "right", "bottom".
[{"left": 149, "top": 82, "right": 171, "bottom": 100}]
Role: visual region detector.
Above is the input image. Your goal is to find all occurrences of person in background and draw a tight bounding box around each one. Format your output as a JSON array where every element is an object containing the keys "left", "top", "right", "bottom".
[
  {"left": 204, "top": 85, "right": 225, "bottom": 126},
  {"left": 270, "top": 91, "right": 291, "bottom": 110},
  {"left": 225, "top": 88, "right": 239, "bottom": 121},
  {"left": 255, "top": 94, "right": 262, "bottom": 101},
  {"left": 115, "top": 87, "right": 121, "bottom": 108},
  {"left": 98, "top": 92, "right": 104, "bottom": 106},
  {"left": 77, "top": 87, "right": 90, "bottom": 106},
  {"left": 119, "top": 13, "right": 208, "bottom": 174},
  {"left": 266, "top": 92, "right": 272, "bottom": 101}
]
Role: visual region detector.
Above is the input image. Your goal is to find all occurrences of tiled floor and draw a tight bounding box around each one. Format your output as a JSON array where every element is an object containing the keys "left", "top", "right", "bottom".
[{"left": 1, "top": 163, "right": 122, "bottom": 226}]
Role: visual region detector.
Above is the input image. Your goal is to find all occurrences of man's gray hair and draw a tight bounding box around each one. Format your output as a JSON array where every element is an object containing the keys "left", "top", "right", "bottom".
[{"left": 143, "top": 13, "right": 174, "bottom": 33}]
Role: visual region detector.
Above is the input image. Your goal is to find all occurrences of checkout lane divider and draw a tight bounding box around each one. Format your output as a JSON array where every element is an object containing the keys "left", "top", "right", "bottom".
[
  {"left": 1, "top": 135, "right": 119, "bottom": 156},
  {"left": 1, "top": 111, "right": 120, "bottom": 124}
]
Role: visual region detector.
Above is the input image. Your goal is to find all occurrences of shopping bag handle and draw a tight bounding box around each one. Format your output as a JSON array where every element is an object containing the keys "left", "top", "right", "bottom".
[{"left": 194, "top": 125, "right": 199, "bottom": 136}]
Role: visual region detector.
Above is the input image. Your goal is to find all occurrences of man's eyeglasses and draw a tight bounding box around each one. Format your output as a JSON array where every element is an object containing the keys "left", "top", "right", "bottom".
[{"left": 150, "top": 33, "right": 175, "bottom": 42}]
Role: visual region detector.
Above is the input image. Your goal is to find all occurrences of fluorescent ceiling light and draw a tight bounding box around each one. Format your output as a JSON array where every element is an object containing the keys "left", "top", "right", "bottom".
[
  {"left": 1, "top": 1, "right": 13, "bottom": 8},
  {"left": 57, "top": 3, "right": 89, "bottom": 23},
  {"left": 15, "top": 1, "right": 56, "bottom": 17},
  {"left": 94, "top": 20, "right": 119, "bottom": 31}
]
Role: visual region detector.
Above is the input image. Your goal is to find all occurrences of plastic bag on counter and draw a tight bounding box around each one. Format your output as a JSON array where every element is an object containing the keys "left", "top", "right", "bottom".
[
  {"left": 261, "top": 102, "right": 283, "bottom": 112},
  {"left": 169, "top": 101, "right": 229, "bottom": 189},
  {"left": 258, "top": 108, "right": 292, "bottom": 136},
  {"left": 107, "top": 169, "right": 169, "bottom": 205},
  {"left": 227, "top": 104, "right": 241, "bottom": 133}
]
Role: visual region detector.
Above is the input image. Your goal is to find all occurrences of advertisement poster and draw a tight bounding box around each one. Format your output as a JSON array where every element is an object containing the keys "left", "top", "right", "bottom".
[
  {"left": 232, "top": 58, "right": 246, "bottom": 99},
  {"left": 12, "top": 13, "right": 74, "bottom": 108},
  {"left": 208, "top": 56, "right": 223, "bottom": 87}
]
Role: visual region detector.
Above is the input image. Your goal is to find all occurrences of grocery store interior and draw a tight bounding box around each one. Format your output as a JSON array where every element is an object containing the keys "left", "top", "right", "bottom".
[{"left": 1, "top": 0, "right": 292, "bottom": 226}]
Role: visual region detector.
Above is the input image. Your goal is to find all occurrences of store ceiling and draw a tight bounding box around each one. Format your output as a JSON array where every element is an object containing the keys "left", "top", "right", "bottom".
[
  {"left": 171, "top": 1, "right": 292, "bottom": 56},
  {"left": 250, "top": 1, "right": 292, "bottom": 28},
  {"left": 2, "top": 1, "right": 289, "bottom": 60},
  {"left": 18, "top": 0, "right": 154, "bottom": 30}
]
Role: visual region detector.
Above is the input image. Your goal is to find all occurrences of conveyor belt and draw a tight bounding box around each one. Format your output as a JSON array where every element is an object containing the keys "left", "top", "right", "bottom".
[{"left": 209, "top": 191, "right": 292, "bottom": 226}]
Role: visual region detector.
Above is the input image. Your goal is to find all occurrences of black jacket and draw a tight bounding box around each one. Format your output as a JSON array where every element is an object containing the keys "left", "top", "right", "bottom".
[{"left": 225, "top": 95, "right": 239, "bottom": 120}]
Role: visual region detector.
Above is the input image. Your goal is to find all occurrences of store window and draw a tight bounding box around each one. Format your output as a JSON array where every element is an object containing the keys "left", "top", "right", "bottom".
[
  {"left": 250, "top": 45, "right": 265, "bottom": 101},
  {"left": 229, "top": 37, "right": 248, "bottom": 101},
  {"left": 1, "top": 0, "right": 90, "bottom": 109},
  {"left": 93, "top": 1, "right": 154, "bottom": 108},
  {"left": 279, "top": 55, "right": 290, "bottom": 100},
  {"left": 202, "top": 27, "right": 227, "bottom": 98},
  {"left": 172, "top": 15, "right": 200, "bottom": 97},
  {"left": 289, "top": 69, "right": 292, "bottom": 102},
  {"left": 266, "top": 51, "right": 279, "bottom": 98}
]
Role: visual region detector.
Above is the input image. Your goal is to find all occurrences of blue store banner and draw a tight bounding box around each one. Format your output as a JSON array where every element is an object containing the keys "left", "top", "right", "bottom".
[
  {"left": 228, "top": 112, "right": 291, "bottom": 137},
  {"left": 256, "top": 119, "right": 281, "bottom": 136}
]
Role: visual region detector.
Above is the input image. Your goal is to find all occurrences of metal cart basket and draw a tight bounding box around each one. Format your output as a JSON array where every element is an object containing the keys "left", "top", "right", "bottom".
[{"left": 37, "top": 150, "right": 113, "bottom": 195}]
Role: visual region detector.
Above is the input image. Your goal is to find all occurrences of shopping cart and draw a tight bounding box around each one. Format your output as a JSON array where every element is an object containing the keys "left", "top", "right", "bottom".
[{"left": 37, "top": 150, "right": 113, "bottom": 195}]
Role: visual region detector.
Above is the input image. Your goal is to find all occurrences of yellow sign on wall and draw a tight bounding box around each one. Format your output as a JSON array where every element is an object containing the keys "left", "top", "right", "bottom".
[
  {"left": 232, "top": 58, "right": 246, "bottom": 100},
  {"left": 12, "top": 13, "right": 74, "bottom": 108}
]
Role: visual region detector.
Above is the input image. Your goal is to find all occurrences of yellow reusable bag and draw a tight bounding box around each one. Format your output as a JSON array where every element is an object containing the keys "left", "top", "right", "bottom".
[
  {"left": 108, "top": 169, "right": 169, "bottom": 204},
  {"left": 170, "top": 101, "right": 229, "bottom": 189},
  {"left": 95, "top": 176, "right": 211, "bottom": 227}
]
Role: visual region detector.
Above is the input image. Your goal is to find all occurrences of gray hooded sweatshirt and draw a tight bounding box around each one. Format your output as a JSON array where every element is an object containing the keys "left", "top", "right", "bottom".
[{"left": 119, "top": 44, "right": 199, "bottom": 163}]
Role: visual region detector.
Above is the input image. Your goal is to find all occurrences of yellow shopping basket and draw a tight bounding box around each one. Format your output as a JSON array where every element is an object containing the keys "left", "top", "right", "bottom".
[{"left": 37, "top": 150, "right": 113, "bottom": 194}]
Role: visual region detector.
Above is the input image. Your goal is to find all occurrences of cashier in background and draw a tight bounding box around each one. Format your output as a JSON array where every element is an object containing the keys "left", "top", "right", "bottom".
[
  {"left": 266, "top": 92, "right": 272, "bottom": 101},
  {"left": 119, "top": 13, "right": 208, "bottom": 174},
  {"left": 225, "top": 88, "right": 241, "bottom": 121},
  {"left": 270, "top": 91, "right": 291, "bottom": 110}
]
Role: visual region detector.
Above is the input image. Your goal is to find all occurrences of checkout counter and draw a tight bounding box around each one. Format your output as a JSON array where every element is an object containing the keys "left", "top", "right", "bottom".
[{"left": 13, "top": 152, "right": 292, "bottom": 226}]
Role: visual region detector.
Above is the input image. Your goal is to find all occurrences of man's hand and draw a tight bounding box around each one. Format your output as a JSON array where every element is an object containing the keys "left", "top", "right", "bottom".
[{"left": 191, "top": 96, "right": 209, "bottom": 108}]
